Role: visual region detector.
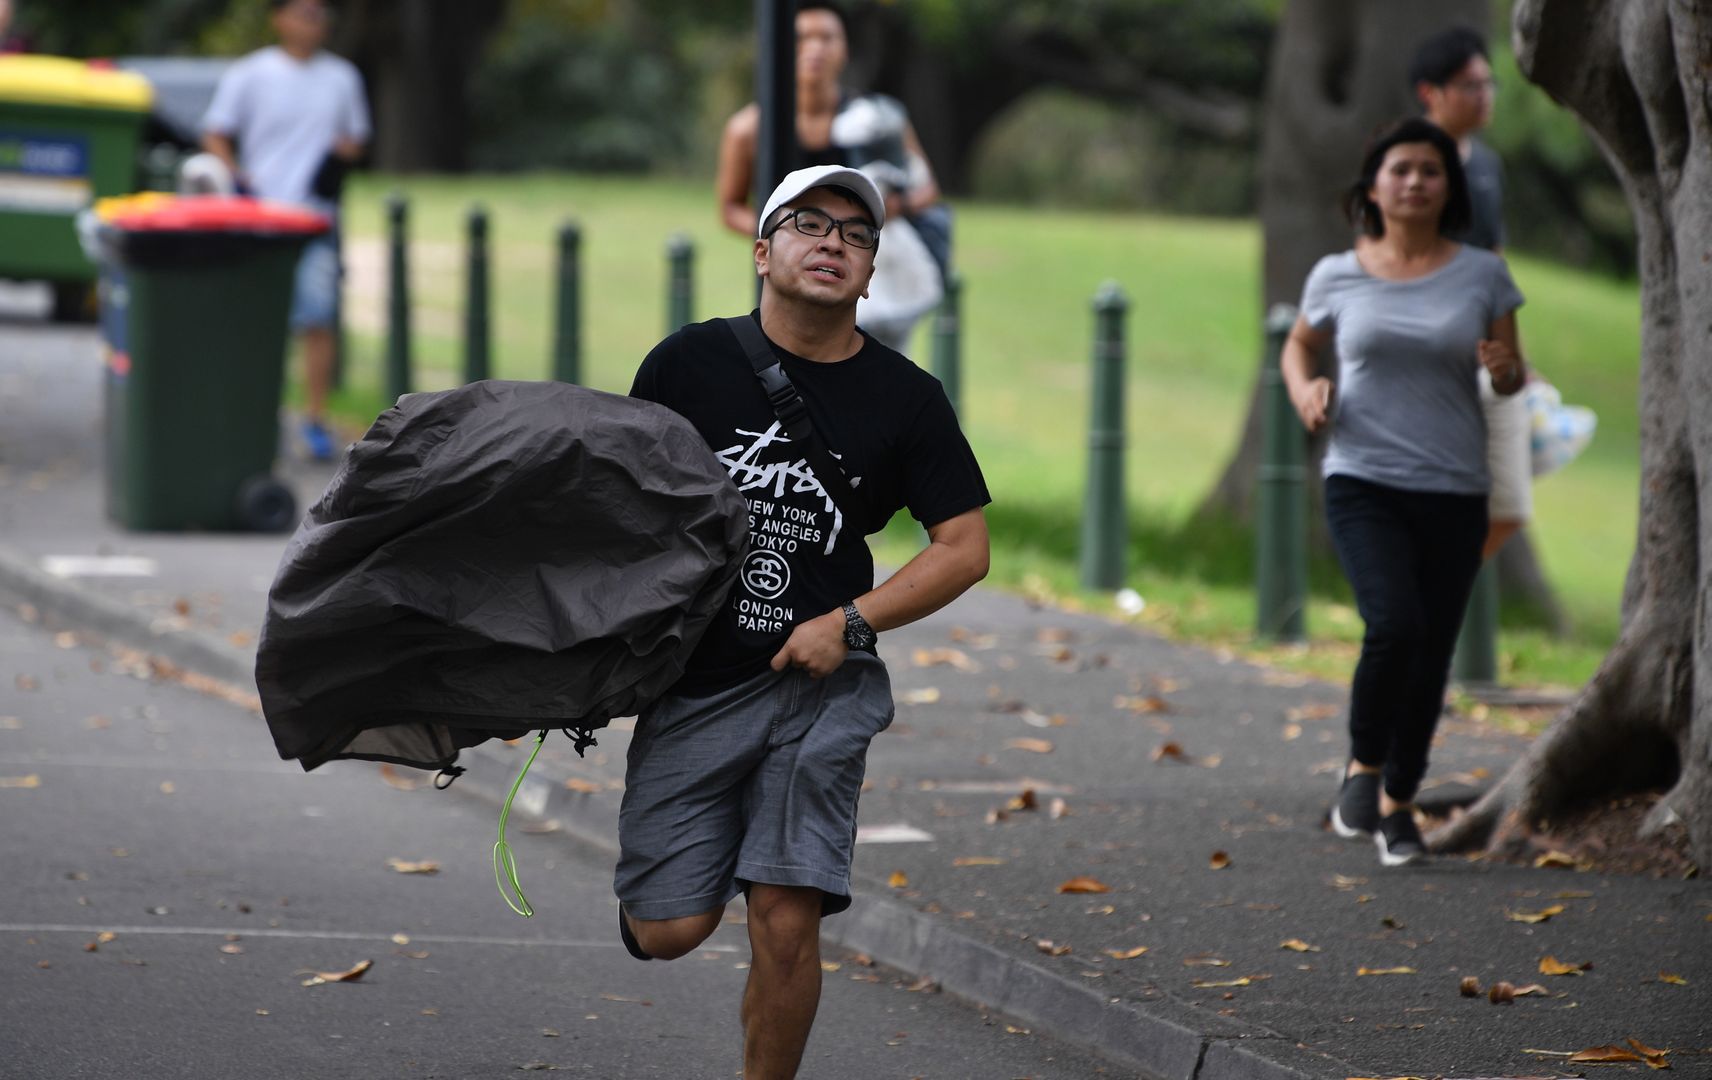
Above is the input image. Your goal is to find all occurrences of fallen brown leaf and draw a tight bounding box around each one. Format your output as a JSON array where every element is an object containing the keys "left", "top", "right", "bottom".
[
  {"left": 599, "top": 993, "right": 652, "bottom": 1005},
  {"left": 1659, "top": 972, "right": 1688, "bottom": 986},
  {"left": 563, "top": 777, "right": 603, "bottom": 794},
  {"left": 220, "top": 944, "right": 244, "bottom": 955},
  {"left": 899, "top": 687, "right": 941, "bottom": 705},
  {"left": 953, "top": 856, "right": 1005, "bottom": 867},
  {"left": 1035, "top": 940, "right": 1072, "bottom": 957},
  {"left": 1628, "top": 1038, "right": 1668, "bottom": 1058},
  {"left": 1005, "top": 737, "right": 1054, "bottom": 754},
  {"left": 1539, "top": 955, "right": 1592, "bottom": 976},
  {"left": 1533, "top": 850, "right": 1591, "bottom": 870},
  {"left": 386, "top": 858, "right": 440, "bottom": 875},
  {"left": 1209, "top": 851, "right": 1231, "bottom": 870},
  {"left": 0, "top": 775, "right": 41, "bottom": 789},
  {"left": 1183, "top": 954, "right": 1230, "bottom": 967},
  {"left": 1114, "top": 694, "right": 1169, "bottom": 714},
  {"left": 1192, "top": 976, "right": 1252, "bottom": 988},
  {"left": 1569, "top": 1046, "right": 1642, "bottom": 1064},
  {"left": 1280, "top": 939, "right": 1320, "bottom": 953},
  {"left": 887, "top": 871, "right": 908, "bottom": 889},
  {"left": 1513, "top": 983, "right": 1552, "bottom": 997},
  {"left": 301, "top": 959, "right": 373, "bottom": 986},
  {"left": 1049, "top": 797, "right": 1069, "bottom": 819},
  {"left": 1150, "top": 741, "right": 1220, "bottom": 767},
  {"left": 1056, "top": 876, "right": 1111, "bottom": 894},
  {"left": 1006, "top": 789, "right": 1038, "bottom": 812},
  {"left": 912, "top": 647, "right": 980, "bottom": 673},
  {"left": 1506, "top": 904, "right": 1565, "bottom": 924},
  {"left": 1104, "top": 946, "right": 1149, "bottom": 960},
  {"left": 1357, "top": 966, "right": 1417, "bottom": 976}
]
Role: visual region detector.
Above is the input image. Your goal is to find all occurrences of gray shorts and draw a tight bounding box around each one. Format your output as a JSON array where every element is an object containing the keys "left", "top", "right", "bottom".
[{"left": 614, "top": 651, "right": 894, "bottom": 921}]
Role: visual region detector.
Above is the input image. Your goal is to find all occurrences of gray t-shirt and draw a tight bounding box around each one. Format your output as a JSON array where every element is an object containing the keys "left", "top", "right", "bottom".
[
  {"left": 1301, "top": 245, "right": 1524, "bottom": 495},
  {"left": 202, "top": 46, "right": 370, "bottom": 215}
]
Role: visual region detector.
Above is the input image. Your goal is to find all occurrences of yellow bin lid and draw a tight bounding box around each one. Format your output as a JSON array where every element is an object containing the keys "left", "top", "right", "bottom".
[{"left": 0, "top": 55, "right": 153, "bottom": 113}]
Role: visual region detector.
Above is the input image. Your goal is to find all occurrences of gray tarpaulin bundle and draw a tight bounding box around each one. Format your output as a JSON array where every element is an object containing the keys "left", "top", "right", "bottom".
[{"left": 256, "top": 381, "right": 748, "bottom": 774}]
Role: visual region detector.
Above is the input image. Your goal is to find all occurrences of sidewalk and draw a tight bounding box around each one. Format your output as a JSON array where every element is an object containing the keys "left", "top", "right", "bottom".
[{"left": 2, "top": 318, "right": 1708, "bottom": 1079}]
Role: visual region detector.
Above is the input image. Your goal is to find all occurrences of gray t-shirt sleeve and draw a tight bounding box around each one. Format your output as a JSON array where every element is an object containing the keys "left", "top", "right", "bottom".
[
  {"left": 1486, "top": 255, "right": 1524, "bottom": 324},
  {"left": 1299, "top": 253, "right": 1343, "bottom": 332}
]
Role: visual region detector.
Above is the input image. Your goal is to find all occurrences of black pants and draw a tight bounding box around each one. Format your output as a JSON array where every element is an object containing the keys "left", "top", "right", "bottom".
[{"left": 1324, "top": 475, "right": 1487, "bottom": 804}]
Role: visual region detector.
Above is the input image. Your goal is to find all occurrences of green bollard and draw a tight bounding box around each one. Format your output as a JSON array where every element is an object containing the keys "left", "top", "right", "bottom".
[
  {"left": 1453, "top": 559, "right": 1500, "bottom": 687},
  {"left": 1079, "top": 282, "right": 1130, "bottom": 591},
  {"left": 1256, "top": 303, "right": 1308, "bottom": 642},
  {"left": 385, "top": 193, "right": 412, "bottom": 402},
  {"left": 666, "top": 233, "right": 694, "bottom": 334},
  {"left": 464, "top": 205, "right": 491, "bottom": 385},
  {"left": 931, "top": 271, "right": 963, "bottom": 414},
  {"left": 552, "top": 221, "right": 583, "bottom": 384}
]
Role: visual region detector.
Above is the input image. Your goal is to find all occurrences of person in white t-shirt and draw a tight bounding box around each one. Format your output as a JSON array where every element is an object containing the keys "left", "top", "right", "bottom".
[{"left": 201, "top": 0, "right": 370, "bottom": 461}]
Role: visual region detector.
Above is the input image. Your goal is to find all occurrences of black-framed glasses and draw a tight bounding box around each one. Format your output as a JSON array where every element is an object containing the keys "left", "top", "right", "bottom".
[{"left": 764, "top": 206, "right": 879, "bottom": 249}]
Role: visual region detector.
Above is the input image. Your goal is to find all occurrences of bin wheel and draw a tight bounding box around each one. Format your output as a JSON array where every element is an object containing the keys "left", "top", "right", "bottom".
[
  {"left": 235, "top": 476, "right": 297, "bottom": 533},
  {"left": 50, "top": 282, "right": 95, "bottom": 323}
]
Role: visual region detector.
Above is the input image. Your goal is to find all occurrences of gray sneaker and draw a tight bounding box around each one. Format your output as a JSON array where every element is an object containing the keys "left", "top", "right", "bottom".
[
  {"left": 1375, "top": 810, "right": 1428, "bottom": 867},
  {"left": 1330, "top": 771, "right": 1381, "bottom": 839}
]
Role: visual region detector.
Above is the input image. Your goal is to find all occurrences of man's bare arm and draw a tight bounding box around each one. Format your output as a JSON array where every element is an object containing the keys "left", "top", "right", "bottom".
[
  {"left": 771, "top": 508, "right": 990, "bottom": 677},
  {"left": 201, "top": 132, "right": 239, "bottom": 175},
  {"left": 715, "top": 105, "right": 760, "bottom": 236}
]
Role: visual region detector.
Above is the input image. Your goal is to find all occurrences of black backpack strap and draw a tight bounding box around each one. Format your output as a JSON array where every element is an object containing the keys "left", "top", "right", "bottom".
[{"left": 723, "top": 315, "right": 869, "bottom": 533}]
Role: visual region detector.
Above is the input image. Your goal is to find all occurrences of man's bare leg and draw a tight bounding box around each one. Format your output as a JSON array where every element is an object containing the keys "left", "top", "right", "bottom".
[
  {"left": 626, "top": 906, "right": 723, "bottom": 961},
  {"left": 740, "top": 884, "right": 823, "bottom": 1079},
  {"left": 301, "top": 326, "right": 336, "bottom": 421}
]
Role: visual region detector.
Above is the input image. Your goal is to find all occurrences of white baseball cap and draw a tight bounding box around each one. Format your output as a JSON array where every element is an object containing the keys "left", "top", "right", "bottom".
[{"left": 757, "top": 164, "right": 886, "bottom": 239}]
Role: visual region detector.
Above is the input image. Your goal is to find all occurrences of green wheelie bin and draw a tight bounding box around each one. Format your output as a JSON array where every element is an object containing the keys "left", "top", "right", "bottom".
[
  {"left": 100, "top": 195, "right": 328, "bottom": 533},
  {"left": 0, "top": 56, "right": 152, "bottom": 321}
]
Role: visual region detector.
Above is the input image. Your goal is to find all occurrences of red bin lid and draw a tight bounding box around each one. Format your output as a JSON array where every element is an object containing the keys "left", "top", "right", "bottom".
[{"left": 111, "top": 196, "right": 330, "bottom": 235}]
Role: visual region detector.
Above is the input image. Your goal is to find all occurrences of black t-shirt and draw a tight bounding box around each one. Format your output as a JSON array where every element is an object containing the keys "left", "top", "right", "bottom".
[{"left": 631, "top": 314, "right": 990, "bottom": 692}]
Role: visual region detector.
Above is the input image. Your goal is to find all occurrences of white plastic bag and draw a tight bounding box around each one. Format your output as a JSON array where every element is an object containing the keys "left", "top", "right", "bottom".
[{"left": 1525, "top": 379, "right": 1597, "bottom": 477}]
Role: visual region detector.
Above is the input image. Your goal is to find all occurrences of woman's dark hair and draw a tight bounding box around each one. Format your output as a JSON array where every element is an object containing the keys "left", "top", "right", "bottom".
[{"left": 1341, "top": 117, "right": 1471, "bottom": 238}]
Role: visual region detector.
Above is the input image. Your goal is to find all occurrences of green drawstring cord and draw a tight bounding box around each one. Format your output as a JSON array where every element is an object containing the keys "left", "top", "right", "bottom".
[{"left": 494, "top": 729, "right": 548, "bottom": 917}]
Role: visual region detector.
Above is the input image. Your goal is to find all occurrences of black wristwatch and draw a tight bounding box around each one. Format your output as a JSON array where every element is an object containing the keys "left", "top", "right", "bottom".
[{"left": 841, "top": 601, "right": 876, "bottom": 650}]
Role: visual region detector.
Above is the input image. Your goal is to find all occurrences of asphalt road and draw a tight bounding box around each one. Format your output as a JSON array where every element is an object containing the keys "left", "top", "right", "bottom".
[{"left": 0, "top": 604, "right": 1121, "bottom": 1080}]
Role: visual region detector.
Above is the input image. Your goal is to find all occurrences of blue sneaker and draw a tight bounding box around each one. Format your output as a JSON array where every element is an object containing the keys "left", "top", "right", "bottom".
[{"left": 301, "top": 419, "right": 335, "bottom": 462}]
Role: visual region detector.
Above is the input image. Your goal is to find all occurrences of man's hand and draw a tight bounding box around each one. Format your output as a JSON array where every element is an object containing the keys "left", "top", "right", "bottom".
[{"left": 770, "top": 609, "right": 849, "bottom": 679}]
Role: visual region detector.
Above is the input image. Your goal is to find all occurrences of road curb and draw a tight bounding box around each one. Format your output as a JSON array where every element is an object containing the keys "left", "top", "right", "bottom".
[
  {"left": 0, "top": 543, "right": 1352, "bottom": 1080},
  {"left": 0, "top": 543, "right": 256, "bottom": 687},
  {"left": 455, "top": 738, "right": 1350, "bottom": 1080}
]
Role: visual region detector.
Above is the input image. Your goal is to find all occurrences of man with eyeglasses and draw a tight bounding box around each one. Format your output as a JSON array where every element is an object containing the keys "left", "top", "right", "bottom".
[
  {"left": 619, "top": 164, "right": 990, "bottom": 1079},
  {"left": 202, "top": 0, "right": 369, "bottom": 462}
]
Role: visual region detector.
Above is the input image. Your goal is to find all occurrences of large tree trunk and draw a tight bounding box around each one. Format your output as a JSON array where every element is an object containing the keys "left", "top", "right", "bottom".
[
  {"left": 1198, "top": 0, "right": 1565, "bottom": 627},
  {"left": 1433, "top": 0, "right": 1712, "bottom": 867},
  {"left": 333, "top": 0, "right": 507, "bottom": 173}
]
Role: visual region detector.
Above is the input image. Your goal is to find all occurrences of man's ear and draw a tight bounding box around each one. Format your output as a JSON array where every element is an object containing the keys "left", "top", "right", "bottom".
[
  {"left": 1414, "top": 80, "right": 1436, "bottom": 111},
  {"left": 754, "top": 237, "right": 770, "bottom": 279}
]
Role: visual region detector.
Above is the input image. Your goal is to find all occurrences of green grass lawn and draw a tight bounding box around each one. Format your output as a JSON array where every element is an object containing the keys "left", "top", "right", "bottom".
[{"left": 320, "top": 172, "right": 1641, "bottom": 690}]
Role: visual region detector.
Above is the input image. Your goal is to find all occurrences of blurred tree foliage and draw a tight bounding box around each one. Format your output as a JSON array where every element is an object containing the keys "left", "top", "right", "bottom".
[{"left": 10, "top": 0, "right": 1632, "bottom": 270}]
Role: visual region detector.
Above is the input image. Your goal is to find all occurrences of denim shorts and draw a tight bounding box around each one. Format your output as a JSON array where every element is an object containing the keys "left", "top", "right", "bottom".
[
  {"left": 614, "top": 651, "right": 894, "bottom": 921},
  {"left": 290, "top": 234, "right": 341, "bottom": 331}
]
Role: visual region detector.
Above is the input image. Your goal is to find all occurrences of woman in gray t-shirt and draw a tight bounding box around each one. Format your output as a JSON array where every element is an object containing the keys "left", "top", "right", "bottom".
[{"left": 1280, "top": 118, "right": 1526, "bottom": 867}]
